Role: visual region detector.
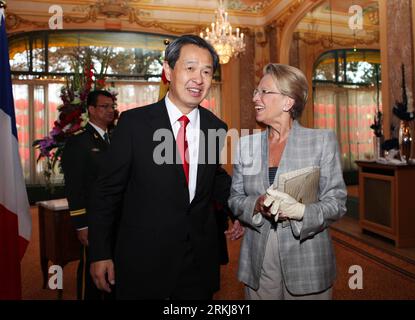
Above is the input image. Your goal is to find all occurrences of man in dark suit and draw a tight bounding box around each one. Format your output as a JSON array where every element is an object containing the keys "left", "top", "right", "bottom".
[
  {"left": 61, "top": 90, "right": 115, "bottom": 300},
  {"left": 89, "top": 35, "right": 237, "bottom": 299}
]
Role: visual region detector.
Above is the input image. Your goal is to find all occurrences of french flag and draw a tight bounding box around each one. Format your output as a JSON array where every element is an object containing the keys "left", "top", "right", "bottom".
[{"left": 0, "top": 7, "right": 32, "bottom": 300}]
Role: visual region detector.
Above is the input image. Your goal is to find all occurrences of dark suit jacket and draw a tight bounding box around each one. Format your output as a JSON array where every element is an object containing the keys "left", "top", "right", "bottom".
[
  {"left": 62, "top": 123, "right": 109, "bottom": 229},
  {"left": 89, "top": 99, "right": 231, "bottom": 299}
]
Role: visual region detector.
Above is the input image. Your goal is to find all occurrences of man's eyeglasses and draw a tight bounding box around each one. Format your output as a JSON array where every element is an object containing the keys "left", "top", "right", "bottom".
[
  {"left": 252, "top": 88, "right": 283, "bottom": 98},
  {"left": 95, "top": 103, "right": 117, "bottom": 110}
]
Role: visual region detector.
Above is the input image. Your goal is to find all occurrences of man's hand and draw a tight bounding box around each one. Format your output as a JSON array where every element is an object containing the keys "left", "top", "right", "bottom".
[
  {"left": 77, "top": 228, "right": 89, "bottom": 246},
  {"left": 90, "top": 260, "right": 115, "bottom": 293},
  {"left": 225, "top": 219, "right": 245, "bottom": 241}
]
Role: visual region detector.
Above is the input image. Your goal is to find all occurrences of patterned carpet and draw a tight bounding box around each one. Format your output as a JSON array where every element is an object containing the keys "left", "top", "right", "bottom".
[{"left": 22, "top": 207, "right": 415, "bottom": 300}]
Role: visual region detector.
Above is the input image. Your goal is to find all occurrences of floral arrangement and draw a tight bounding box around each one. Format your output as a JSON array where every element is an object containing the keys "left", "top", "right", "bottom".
[{"left": 33, "top": 51, "right": 118, "bottom": 184}]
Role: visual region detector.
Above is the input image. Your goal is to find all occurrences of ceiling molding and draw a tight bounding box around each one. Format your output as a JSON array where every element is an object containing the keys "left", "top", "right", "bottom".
[
  {"left": 5, "top": 0, "right": 379, "bottom": 36},
  {"left": 296, "top": 30, "right": 379, "bottom": 49},
  {"left": 5, "top": 12, "right": 48, "bottom": 30},
  {"left": 266, "top": 0, "right": 305, "bottom": 29},
  {"left": 8, "top": 0, "right": 277, "bottom": 16},
  {"left": 6, "top": 10, "right": 203, "bottom": 35}
]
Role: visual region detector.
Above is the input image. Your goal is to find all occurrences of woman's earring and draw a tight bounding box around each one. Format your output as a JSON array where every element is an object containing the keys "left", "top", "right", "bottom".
[{"left": 282, "top": 106, "right": 288, "bottom": 112}]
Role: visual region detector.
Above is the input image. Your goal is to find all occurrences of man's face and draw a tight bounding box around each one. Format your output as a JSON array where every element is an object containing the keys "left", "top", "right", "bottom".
[
  {"left": 163, "top": 44, "right": 214, "bottom": 114},
  {"left": 88, "top": 95, "right": 115, "bottom": 128}
]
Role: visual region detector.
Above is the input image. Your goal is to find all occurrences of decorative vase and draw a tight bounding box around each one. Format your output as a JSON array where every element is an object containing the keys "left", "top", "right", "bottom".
[
  {"left": 373, "top": 135, "right": 384, "bottom": 160},
  {"left": 399, "top": 120, "right": 413, "bottom": 162}
]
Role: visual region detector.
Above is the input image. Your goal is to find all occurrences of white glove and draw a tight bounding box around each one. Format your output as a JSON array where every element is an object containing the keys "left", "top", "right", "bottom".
[
  {"left": 264, "top": 187, "right": 282, "bottom": 221},
  {"left": 265, "top": 188, "right": 305, "bottom": 221},
  {"left": 264, "top": 188, "right": 276, "bottom": 207}
]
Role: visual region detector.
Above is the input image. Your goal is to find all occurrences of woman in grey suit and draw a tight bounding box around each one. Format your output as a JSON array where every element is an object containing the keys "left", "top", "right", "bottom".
[{"left": 228, "top": 63, "right": 347, "bottom": 300}]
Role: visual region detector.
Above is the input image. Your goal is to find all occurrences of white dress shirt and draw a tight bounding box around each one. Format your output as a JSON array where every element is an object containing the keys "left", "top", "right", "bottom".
[
  {"left": 89, "top": 121, "right": 108, "bottom": 142},
  {"left": 165, "top": 93, "right": 200, "bottom": 203}
]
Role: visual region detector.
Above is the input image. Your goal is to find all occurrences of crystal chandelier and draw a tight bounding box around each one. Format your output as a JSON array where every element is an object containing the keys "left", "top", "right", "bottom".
[{"left": 200, "top": 0, "right": 246, "bottom": 64}]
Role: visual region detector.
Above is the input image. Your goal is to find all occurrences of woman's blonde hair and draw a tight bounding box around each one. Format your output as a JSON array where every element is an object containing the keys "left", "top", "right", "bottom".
[{"left": 263, "top": 63, "right": 308, "bottom": 120}]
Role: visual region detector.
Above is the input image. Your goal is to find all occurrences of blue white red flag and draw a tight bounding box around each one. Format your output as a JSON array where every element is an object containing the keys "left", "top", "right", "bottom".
[{"left": 0, "top": 8, "right": 32, "bottom": 300}]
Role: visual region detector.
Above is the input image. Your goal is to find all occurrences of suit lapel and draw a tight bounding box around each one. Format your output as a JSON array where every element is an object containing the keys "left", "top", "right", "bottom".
[
  {"left": 146, "top": 102, "right": 218, "bottom": 204},
  {"left": 146, "top": 100, "right": 174, "bottom": 135},
  {"left": 272, "top": 121, "right": 300, "bottom": 186},
  {"left": 262, "top": 122, "right": 300, "bottom": 189},
  {"left": 85, "top": 123, "right": 107, "bottom": 150},
  {"left": 261, "top": 129, "right": 270, "bottom": 191},
  {"left": 146, "top": 100, "right": 189, "bottom": 196}
]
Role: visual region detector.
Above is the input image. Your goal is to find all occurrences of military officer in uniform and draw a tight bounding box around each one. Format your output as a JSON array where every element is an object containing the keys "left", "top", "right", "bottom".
[{"left": 61, "top": 90, "right": 116, "bottom": 300}]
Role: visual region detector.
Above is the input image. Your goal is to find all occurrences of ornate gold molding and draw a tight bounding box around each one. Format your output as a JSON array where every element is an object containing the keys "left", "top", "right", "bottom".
[
  {"left": 97, "top": 0, "right": 129, "bottom": 18},
  {"left": 63, "top": 7, "right": 98, "bottom": 24},
  {"left": 6, "top": 1, "right": 207, "bottom": 35},
  {"left": 267, "top": 0, "right": 305, "bottom": 30},
  {"left": 5, "top": 0, "right": 260, "bottom": 36},
  {"left": 127, "top": 12, "right": 199, "bottom": 34},
  {"left": 6, "top": 13, "right": 48, "bottom": 30},
  {"left": 297, "top": 31, "right": 379, "bottom": 48},
  {"left": 228, "top": 0, "right": 274, "bottom": 14}
]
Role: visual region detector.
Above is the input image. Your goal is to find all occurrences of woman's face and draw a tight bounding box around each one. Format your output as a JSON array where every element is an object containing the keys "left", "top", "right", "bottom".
[{"left": 253, "top": 74, "right": 292, "bottom": 126}]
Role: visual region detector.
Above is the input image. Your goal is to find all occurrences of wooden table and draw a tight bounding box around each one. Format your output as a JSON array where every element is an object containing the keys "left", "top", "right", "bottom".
[
  {"left": 37, "top": 199, "right": 81, "bottom": 299},
  {"left": 356, "top": 160, "right": 415, "bottom": 248}
]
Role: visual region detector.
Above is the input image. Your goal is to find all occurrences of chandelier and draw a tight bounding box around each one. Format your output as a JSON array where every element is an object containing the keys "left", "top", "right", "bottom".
[{"left": 200, "top": 0, "right": 246, "bottom": 64}]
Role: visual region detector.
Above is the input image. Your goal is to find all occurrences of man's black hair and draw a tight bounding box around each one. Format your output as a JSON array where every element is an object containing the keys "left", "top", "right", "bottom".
[
  {"left": 164, "top": 34, "right": 219, "bottom": 73},
  {"left": 87, "top": 90, "right": 114, "bottom": 107}
]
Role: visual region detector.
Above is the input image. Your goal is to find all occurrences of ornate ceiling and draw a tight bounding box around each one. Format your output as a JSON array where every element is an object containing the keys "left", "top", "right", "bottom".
[
  {"left": 6, "top": 0, "right": 280, "bottom": 15},
  {"left": 4, "top": 0, "right": 379, "bottom": 41},
  {"left": 4, "top": 0, "right": 288, "bottom": 35}
]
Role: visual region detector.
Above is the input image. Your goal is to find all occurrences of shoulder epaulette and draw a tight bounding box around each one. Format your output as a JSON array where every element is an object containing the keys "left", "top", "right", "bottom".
[{"left": 73, "top": 130, "right": 85, "bottom": 136}]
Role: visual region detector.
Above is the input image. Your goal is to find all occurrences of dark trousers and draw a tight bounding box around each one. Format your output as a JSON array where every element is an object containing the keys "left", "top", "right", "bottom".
[
  {"left": 77, "top": 245, "right": 115, "bottom": 300},
  {"left": 169, "top": 239, "right": 212, "bottom": 300}
]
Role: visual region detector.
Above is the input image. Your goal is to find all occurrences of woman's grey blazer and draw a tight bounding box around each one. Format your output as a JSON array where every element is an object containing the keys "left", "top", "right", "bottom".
[{"left": 228, "top": 121, "right": 347, "bottom": 295}]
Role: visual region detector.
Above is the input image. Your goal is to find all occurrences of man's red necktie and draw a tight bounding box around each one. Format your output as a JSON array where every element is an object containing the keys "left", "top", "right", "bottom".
[{"left": 177, "top": 115, "right": 190, "bottom": 184}]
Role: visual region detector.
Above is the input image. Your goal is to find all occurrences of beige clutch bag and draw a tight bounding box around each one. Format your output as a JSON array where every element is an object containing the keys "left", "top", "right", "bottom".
[{"left": 277, "top": 166, "right": 320, "bottom": 204}]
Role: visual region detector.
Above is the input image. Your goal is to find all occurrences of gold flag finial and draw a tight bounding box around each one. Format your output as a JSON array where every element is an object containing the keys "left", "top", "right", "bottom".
[{"left": 0, "top": 1, "right": 6, "bottom": 9}]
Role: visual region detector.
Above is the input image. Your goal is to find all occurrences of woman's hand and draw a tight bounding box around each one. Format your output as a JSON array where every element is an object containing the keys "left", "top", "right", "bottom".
[
  {"left": 267, "top": 189, "right": 305, "bottom": 221},
  {"left": 254, "top": 194, "right": 272, "bottom": 218}
]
